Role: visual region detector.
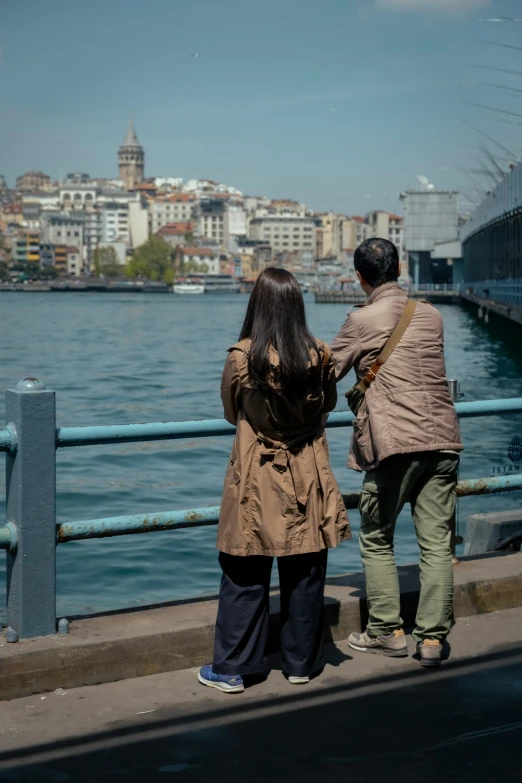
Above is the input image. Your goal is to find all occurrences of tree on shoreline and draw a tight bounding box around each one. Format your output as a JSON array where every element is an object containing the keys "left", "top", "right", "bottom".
[
  {"left": 126, "top": 235, "right": 174, "bottom": 283},
  {"left": 93, "top": 246, "right": 123, "bottom": 278}
]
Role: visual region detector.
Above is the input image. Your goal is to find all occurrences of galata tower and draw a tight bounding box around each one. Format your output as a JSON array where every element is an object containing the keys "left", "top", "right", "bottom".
[{"left": 118, "top": 117, "right": 144, "bottom": 190}]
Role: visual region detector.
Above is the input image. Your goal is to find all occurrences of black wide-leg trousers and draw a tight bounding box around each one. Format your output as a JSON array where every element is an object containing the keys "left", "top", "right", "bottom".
[{"left": 212, "top": 550, "right": 328, "bottom": 678}]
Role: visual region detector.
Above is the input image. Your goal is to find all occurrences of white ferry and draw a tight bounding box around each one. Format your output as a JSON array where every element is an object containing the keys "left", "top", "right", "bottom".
[
  {"left": 189, "top": 274, "right": 240, "bottom": 293},
  {"left": 173, "top": 282, "right": 205, "bottom": 295}
]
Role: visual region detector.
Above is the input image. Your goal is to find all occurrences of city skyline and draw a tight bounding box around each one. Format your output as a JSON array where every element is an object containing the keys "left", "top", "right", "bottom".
[{"left": 2, "top": 0, "right": 522, "bottom": 214}]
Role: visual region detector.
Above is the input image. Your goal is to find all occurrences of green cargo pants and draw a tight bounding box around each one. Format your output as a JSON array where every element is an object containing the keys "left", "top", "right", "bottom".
[{"left": 359, "top": 451, "right": 459, "bottom": 642}]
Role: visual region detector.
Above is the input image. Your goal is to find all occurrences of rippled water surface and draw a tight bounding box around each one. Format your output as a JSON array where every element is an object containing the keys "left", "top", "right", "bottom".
[{"left": 1, "top": 292, "right": 521, "bottom": 616}]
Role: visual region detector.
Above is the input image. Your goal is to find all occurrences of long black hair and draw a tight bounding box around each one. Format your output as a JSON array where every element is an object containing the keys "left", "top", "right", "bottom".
[{"left": 239, "top": 267, "right": 319, "bottom": 394}]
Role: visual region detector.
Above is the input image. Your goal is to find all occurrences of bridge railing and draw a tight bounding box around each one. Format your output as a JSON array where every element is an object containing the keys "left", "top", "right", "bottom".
[
  {"left": 462, "top": 281, "right": 522, "bottom": 307},
  {"left": 1, "top": 379, "right": 522, "bottom": 642}
]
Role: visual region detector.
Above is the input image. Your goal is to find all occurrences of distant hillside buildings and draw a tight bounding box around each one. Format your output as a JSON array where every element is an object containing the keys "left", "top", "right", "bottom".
[{"left": 1, "top": 117, "right": 451, "bottom": 286}]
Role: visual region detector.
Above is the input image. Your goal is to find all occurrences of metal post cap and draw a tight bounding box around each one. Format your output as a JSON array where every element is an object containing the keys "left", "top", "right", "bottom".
[
  {"left": 6, "top": 627, "right": 19, "bottom": 643},
  {"left": 15, "top": 378, "right": 46, "bottom": 392}
]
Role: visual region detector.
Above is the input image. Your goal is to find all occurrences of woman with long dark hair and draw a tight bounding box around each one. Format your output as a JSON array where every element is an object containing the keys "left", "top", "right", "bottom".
[{"left": 199, "top": 268, "right": 350, "bottom": 693}]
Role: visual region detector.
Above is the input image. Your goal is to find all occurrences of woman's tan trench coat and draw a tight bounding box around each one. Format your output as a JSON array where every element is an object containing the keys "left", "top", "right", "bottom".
[{"left": 216, "top": 339, "right": 351, "bottom": 557}]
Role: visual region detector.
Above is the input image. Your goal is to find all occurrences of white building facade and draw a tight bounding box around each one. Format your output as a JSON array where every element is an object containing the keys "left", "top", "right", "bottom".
[{"left": 249, "top": 216, "right": 316, "bottom": 254}]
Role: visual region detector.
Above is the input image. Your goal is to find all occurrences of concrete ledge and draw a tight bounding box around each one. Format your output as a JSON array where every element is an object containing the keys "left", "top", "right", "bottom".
[{"left": 1, "top": 551, "right": 521, "bottom": 701}]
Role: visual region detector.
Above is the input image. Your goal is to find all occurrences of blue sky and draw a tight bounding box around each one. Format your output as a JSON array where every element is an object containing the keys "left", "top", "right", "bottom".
[{"left": 1, "top": 0, "right": 522, "bottom": 213}]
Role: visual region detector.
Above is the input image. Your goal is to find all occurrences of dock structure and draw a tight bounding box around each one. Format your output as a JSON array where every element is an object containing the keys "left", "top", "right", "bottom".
[
  {"left": 460, "top": 283, "right": 522, "bottom": 328},
  {"left": 315, "top": 287, "right": 461, "bottom": 305}
]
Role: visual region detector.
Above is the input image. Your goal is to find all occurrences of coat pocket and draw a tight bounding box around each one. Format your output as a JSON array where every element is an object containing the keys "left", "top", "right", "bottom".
[{"left": 352, "top": 406, "right": 375, "bottom": 470}]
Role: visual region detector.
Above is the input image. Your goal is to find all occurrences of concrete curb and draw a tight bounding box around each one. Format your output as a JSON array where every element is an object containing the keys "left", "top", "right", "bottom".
[{"left": 1, "top": 552, "right": 521, "bottom": 701}]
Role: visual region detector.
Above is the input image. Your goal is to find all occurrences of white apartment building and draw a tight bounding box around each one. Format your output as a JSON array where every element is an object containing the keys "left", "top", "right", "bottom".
[
  {"left": 249, "top": 216, "right": 316, "bottom": 254},
  {"left": 366, "top": 211, "right": 405, "bottom": 258},
  {"left": 150, "top": 195, "right": 197, "bottom": 234},
  {"left": 41, "top": 213, "right": 84, "bottom": 247},
  {"left": 101, "top": 203, "right": 129, "bottom": 243},
  {"left": 225, "top": 204, "right": 247, "bottom": 239}
]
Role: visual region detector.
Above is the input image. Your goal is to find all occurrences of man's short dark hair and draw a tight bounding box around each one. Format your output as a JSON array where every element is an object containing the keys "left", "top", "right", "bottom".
[{"left": 354, "top": 238, "right": 399, "bottom": 288}]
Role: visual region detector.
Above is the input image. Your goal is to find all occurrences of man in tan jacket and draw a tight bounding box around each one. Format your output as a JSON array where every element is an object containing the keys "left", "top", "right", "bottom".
[{"left": 330, "top": 238, "right": 462, "bottom": 667}]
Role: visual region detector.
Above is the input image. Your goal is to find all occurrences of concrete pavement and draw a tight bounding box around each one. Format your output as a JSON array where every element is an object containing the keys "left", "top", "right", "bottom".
[{"left": 1, "top": 607, "right": 522, "bottom": 782}]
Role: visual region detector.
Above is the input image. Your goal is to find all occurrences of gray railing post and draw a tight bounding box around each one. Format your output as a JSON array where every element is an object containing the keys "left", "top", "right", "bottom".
[
  {"left": 447, "top": 379, "right": 461, "bottom": 563},
  {"left": 5, "top": 378, "right": 56, "bottom": 640}
]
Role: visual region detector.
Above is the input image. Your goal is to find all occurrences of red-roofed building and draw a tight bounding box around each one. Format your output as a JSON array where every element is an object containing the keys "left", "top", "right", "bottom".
[
  {"left": 150, "top": 195, "right": 197, "bottom": 233},
  {"left": 157, "top": 221, "right": 194, "bottom": 248}
]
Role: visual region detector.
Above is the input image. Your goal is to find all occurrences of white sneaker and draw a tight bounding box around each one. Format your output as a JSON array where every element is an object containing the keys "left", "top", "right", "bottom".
[{"left": 287, "top": 675, "right": 310, "bottom": 685}]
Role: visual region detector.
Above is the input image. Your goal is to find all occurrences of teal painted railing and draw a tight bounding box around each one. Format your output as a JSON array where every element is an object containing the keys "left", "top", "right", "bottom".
[{"left": 2, "top": 378, "right": 522, "bottom": 642}]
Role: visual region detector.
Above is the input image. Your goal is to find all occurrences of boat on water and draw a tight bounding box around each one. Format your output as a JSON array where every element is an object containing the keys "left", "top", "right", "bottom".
[
  {"left": 203, "top": 274, "right": 240, "bottom": 293},
  {"left": 173, "top": 282, "right": 205, "bottom": 295},
  {"left": 180, "top": 274, "right": 240, "bottom": 293}
]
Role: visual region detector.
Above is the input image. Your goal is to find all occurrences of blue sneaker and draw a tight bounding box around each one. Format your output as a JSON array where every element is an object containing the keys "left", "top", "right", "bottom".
[{"left": 198, "top": 665, "right": 244, "bottom": 693}]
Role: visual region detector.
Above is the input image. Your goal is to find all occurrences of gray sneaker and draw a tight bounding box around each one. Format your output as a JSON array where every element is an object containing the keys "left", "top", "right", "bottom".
[
  {"left": 348, "top": 629, "right": 408, "bottom": 657},
  {"left": 416, "top": 639, "right": 443, "bottom": 668}
]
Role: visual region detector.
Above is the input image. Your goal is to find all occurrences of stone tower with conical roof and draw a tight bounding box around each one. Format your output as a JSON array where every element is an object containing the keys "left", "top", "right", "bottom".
[{"left": 118, "top": 117, "right": 144, "bottom": 190}]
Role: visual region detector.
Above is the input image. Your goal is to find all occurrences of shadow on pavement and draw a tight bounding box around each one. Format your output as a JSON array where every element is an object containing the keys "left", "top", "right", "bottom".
[{"left": 2, "top": 642, "right": 522, "bottom": 782}]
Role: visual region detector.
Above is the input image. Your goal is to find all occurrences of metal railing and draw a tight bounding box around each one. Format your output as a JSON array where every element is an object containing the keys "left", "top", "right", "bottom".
[
  {"left": 462, "top": 281, "right": 522, "bottom": 307},
  {"left": 414, "top": 283, "right": 458, "bottom": 293},
  {"left": 1, "top": 378, "right": 522, "bottom": 642}
]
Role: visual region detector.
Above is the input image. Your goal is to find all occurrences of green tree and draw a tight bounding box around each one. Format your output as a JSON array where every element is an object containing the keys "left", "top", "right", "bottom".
[
  {"left": 181, "top": 258, "right": 209, "bottom": 274},
  {"left": 93, "top": 246, "right": 122, "bottom": 277},
  {"left": 0, "top": 263, "right": 10, "bottom": 282},
  {"left": 126, "top": 235, "right": 174, "bottom": 282}
]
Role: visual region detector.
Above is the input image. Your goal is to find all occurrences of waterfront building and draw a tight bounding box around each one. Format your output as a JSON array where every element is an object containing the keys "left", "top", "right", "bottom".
[
  {"left": 118, "top": 118, "right": 145, "bottom": 191},
  {"left": 65, "top": 246, "right": 81, "bottom": 275},
  {"left": 149, "top": 194, "right": 197, "bottom": 234},
  {"left": 249, "top": 215, "right": 316, "bottom": 255},
  {"left": 16, "top": 170, "right": 51, "bottom": 192},
  {"left": 53, "top": 245, "right": 67, "bottom": 274},
  {"left": 181, "top": 246, "right": 220, "bottom": 274},
  {"left": 400, "top": 189, "right": 460, "bottom": 286},
  {"left": 39, "top": 243, "right": 55, "bottom": 269},
  {"left": 15, "top": 229, "right": 40, "bottom": 265},
  {"left": 40, "top": 214, "right": 85, "bottom": 264}
]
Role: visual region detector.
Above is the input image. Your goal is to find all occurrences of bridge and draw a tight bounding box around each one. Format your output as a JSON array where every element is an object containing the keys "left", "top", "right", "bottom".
[
  {"left": 1, "top": 380, "right": 522, "bottom": 781},
  {"left": 315, "top": 284, "right": 461, "bottom": 305},
  {"left": 315, "top": 282, "right": 522, "bottom": 331}
]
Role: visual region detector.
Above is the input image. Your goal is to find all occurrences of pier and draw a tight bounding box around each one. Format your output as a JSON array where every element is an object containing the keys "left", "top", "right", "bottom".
[{"left": 315, "top": 284, "right": 461, "bottom": 305}]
